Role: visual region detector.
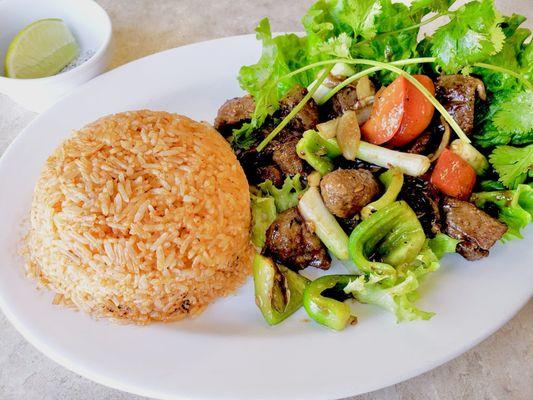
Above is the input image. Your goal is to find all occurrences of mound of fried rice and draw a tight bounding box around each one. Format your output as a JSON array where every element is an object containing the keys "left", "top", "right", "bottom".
[{"left": 25, "top": 110, "right": 252, "bottom": 324}]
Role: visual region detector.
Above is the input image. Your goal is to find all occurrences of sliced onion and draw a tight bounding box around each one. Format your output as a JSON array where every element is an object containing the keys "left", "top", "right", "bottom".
[
  {"left": 355, "top": 106, "right": 372, "bottom": 125},
  {"left": 429, "top": 117, "right": 451, "bottom": 162},
  {"left": 356, "top": 76, "right": 376, "bottom": 99},
  {"left": 336, "top": 110, "right": 360, "bottom": 161},
  {"left": 356, "top": 95, "right": 375, "bottom": 108},
  {"left": 316, "top": 118, "right": 339, "bottom": 139}
]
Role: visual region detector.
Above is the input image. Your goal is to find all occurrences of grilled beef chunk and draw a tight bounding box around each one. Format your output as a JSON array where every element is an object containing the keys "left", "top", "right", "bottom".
[
  {"left": 455, "top": 241, "right": 489, "bottom": 260},
  {"left": 214, "top": 94, "right": 255, "bottom": 136},
  {"left": 320, "top": 169, "right": 380, "bottom": 218},
  {"left": 442, "top": 197, "right": 507, "bottom": 261},
  {"left": 271, "top": 138, "right": 306, "bottom": 177},
  {"left": 214, "top": 84, "right": 318, "bottom": 138},
  {"left": 237, "top": 149, "right": 283, "bottom": 186},
  {"left": 404, "top": 131, "right": 433, "bottom": 155},
  {"left": 279, "top": 85, "right": 319, "bottom": 132},
  {"left": 256, "top": 165, "right": 283, "bottom": 187},
  {"left": 435, "top": 75, "right": 482, "bottom": 135},
  {"left": 321, "top": 83, "right": 375, "bottom": 124},
  {"left": 324, "top": 84, "right": 359, "bottom": 119},
  {"left": 398, "top": 177, "right": 442, "bottom": 237},
  {"left": 237, "top": 126, "right": 308, "bottom": 185},
  {"left": 264, "top": 207, "right": 331, "bottom": 270}
]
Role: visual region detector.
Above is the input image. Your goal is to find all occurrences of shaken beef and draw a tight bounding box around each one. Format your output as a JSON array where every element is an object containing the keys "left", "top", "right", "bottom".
[
  {"left": 321, "top": 83, "right": 374, "bottom": 124},
  {"left": 403, "top": 122, "right": 446, "bottom": 156},
  {"left": 237, "top": 149, "right": 283, "bottom": 187},
  {"left": 324, "top": 84, "right": 359, "bottom": 119},
  {"left": 279, "top": 85, "right": 319, "bottom": 132},
  {"left": 455, "top": 240, "right": 490, "bottom": 260},
  {"left": 264, "top": 208, "right": 331, "bottom": 270},
  {"left": 271, "top": 138, "right": 307, "bottom": 177},
  {"left": 404, "top": 131, "right": 433, "bottom": 155},
  {"left": 238, "top": 129, "right": 307, "bottom": 187},
  {"left": 398, "top": 177, "right": 442, "bottom": 237},
  {"left": 214, "top": 94, "right": 255, "bottom": 136},
  {"left": 435, "top": 75, "right": 482, "bottom": 135},
  {"left": 320, "top": 169, "right": 380, "bottom": 218},
  {"left": 256, "top": 165, "right": 283, "bottom": 187},
  {"left": 442, "top": 197, "right": 507, "bottom": 261}
]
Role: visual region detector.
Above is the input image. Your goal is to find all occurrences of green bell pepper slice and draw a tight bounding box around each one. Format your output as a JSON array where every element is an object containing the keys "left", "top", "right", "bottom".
[
  {"left": 296, "top": 130, "right": 341, "bottom": 175},
  {"left": 253, "top": 254, "right": 309, "bottom": 325},
  {"left": 303, "top": 275, "right": 358, "bottom": 331},
  {"left": 349, "top": 201, "right": 426, "bottom": 284},
  {"left": 361, "top": 167, "right": 404, "bottom": 220}
]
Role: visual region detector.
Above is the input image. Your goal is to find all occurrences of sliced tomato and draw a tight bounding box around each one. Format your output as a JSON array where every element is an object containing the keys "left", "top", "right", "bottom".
[
  {"left": 388, "top": 75, "right": 435, "bottom": 147},
  {"left": 431, "top": 149, "right": 476, "bottom": 200},
  {"left": 361, "top": 76, "right": 407, "bottom": 145}
]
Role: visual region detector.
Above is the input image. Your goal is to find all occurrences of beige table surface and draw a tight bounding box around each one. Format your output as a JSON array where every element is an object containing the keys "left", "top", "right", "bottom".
[{"left": 0, "top": 1, "right": 532, "bottom": 399}]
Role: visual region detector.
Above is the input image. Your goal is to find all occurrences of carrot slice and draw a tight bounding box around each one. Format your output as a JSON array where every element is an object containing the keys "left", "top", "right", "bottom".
[
  {"left": 361, "top": 76, "right": 407, "bottom": 145},
  {"left": 431, "top": 149, "right": 476, "bottom": 200},
  {"left": 388, "top": 75, "right": 435, "bottom": 147}
]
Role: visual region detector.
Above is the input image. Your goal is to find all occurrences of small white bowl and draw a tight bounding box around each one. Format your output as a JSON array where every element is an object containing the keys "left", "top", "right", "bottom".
[{"left": 0, "top": 0, "right": 112, "bottom": 112}]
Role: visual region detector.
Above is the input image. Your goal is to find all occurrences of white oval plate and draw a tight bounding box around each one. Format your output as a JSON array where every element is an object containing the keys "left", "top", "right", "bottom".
[{"left": 0, "top": 34, "right": 531, "bottom": 400}]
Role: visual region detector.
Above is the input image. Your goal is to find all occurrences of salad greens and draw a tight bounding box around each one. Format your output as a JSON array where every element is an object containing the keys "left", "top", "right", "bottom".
[
  {"left": 258, "top": 174, "right": 306, "bottom": 212},
  {"left": 430, "top": 0, "right": 504, "bottom": 72},
  {"left": 428, "top": 233, "right": 460, "bottom": 259},
  {"left": 244, "top": 0, "right": 532, "bottom": 328},
  {"left": 234, "top": 0, "right": 531, "bottom": 151}
]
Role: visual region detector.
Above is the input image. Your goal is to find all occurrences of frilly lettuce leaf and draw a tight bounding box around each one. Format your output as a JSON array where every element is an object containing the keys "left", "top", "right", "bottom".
[
  {"left": 258, "top": 174, "right": 306, "bottom": 213},
  {"left": 428, "top": 233, "right": 460, "bottom": 259},
  {"left": 234, "top": 19, "right": 310, "bottom": 149},
  {"left": 344, "top": 245, "right": 440, "bottom": 322}
]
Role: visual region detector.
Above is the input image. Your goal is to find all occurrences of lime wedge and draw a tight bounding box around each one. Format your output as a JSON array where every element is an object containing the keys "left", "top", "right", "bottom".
[{"left": 4, "top": 18, "right": 80, "bottom": 79}]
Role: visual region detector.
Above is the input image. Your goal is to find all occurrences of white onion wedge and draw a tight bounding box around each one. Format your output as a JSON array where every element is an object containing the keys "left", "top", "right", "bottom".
[
  {"left": 298, "top": 187, "right": 349, "bottom": 260},
  {"left": 357, "top": 141, "right": 431, "bottom": 176},
  {"left": 336, "top": 111, "right": 360, "bottom": 161},
  {"left": 316, "top": 118, "right": 339, "bottom": 139},
  {"left": 450, "top": 138, "right": 489, "bottom": 175}
]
